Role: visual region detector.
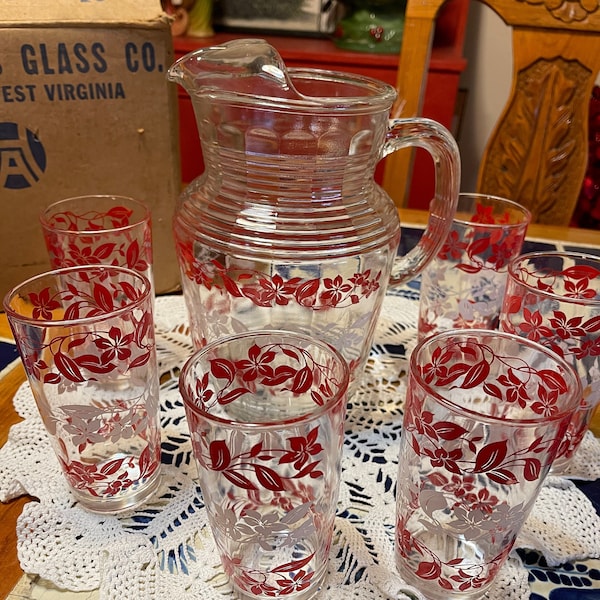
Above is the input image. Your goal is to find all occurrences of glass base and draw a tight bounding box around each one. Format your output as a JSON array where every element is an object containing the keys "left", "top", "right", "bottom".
[
  {"left": 397, "top": 551, "right": 490, "bottom": 600},
  {"left": 71, "top": 466, "right": 162, "bottom": 514},
  {"left": 231, "top": 562, "right": 328, "bottom": 600}
]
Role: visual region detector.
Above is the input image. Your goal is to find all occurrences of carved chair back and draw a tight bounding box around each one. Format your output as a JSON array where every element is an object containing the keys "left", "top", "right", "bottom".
[{"left": 382, "top": 0, "right": 600, "bottom": 225}]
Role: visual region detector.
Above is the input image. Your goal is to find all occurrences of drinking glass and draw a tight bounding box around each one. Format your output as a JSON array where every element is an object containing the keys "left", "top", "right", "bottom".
[
  {"left": 500, "top": 251, "right": 600, "bottom": 474},
  {"left": 395, "top": 329, "right": 581, "bottom": 600},
  {"left": 418, "top": 193, "right": 530, "bottom": 340},
  {"left": 4, "top": 265, "right": 161, "bottom": 513},
  {"left": 40, "top": 194, "right": 154, "bottom": 293},
  {"left": 179, "top": 331, "right": 349, "bottom": 600}
]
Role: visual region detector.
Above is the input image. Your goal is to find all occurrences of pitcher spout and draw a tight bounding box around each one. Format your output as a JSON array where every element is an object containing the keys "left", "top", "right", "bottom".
[{"left": 166, "top": 38, "right": 302, "bottom": 102}]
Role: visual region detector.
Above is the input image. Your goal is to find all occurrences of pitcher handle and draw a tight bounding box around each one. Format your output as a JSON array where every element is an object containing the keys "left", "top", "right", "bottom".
[{"left": 383, "top": 117, "right": 460, "bottom": 286}]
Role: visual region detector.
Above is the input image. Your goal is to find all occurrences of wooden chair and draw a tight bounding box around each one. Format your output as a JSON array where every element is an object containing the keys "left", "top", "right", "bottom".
[{"left": 382, "top": 0, "right": 600, "bottom": 225}]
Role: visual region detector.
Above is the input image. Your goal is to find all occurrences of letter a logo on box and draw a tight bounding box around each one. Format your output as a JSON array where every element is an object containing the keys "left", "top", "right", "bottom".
[{"left": 0, "top": 122, "right": 46, "bottom": 189}]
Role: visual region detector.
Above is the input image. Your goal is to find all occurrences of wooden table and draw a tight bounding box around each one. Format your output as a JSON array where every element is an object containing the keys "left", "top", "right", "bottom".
[
  {"left": 1, "top": 210, "right": 599, "bottom": 599},
  {"left": 0, "top": 321, "right": 28, "bottom": 600}
]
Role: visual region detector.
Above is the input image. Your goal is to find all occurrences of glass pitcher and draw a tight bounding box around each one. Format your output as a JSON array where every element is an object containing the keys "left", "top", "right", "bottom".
[{"left": 167, "top": 39, "right": 460, "bottom": 390}]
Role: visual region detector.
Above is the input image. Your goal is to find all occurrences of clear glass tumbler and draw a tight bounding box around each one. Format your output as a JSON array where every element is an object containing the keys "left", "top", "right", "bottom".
[
  {"left": 40, "top": 194, "right": 154, "bottom": 293},
  {"left": 179, "top": 331, "right": 349, "bottom": 600},
  {"left": 396, "top": 329, "right": 581, "bottom": 600},
  {"left": 500, "top": 251, "right": 600, "bottom": 474},
  {"left": 4, "top": 265, "right": 161, "bottom": 513},
  {"left": 418, "top": 193, "right": 530, "bottom": 340}
]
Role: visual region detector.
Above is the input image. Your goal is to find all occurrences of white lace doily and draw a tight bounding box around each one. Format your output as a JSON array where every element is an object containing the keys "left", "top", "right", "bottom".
[{"left": 1, "top": 293, "right": 600, "bottom": 600}]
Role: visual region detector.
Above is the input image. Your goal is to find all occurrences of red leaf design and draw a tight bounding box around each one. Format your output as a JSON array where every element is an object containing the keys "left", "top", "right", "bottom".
[
  {"left": 455, "top": 263, "right": 483, "bottom": 274},
  {"left": 416, "top": 560, "right": 441, "bottom": 580},
  {"left": 436, "top": 362, "right": 471, "bottom": 386},
  {"left": 129, "top": 351, "right": 152, "bottom": 369},
  {"left": 125, "top": 240, "right": 141, "bottom": 269},
  {"left": 210, "top": 358, "right": 236, "bottom": 382},
  {"left": 486, "top": 468, "right": 519, "bottom": 485},
  {"left": 67, "top": 337, "right": 86, "bottom": 351},
  {"left": 467, "top": 236, "right": 491, "bottom": 257},
  {"left": 461, "top": 360, "right": 490, "bottom": 389},
  {"left": 528, "top": 436, "right": 548, "bottom": 453},
  {"left": 523, "top": 457, "right": 542, "bottom": 481},
  {"left": 106, "top": 205, "right": 133, "bottom": 225},
  {"left": 209, "top": 440, "right": 231, "bottom": 471},
  {"left": 250, "top": 442, "right": 263, "bottom": 457},
  {"left": 291, "top": 366, "right": 313, "bottom": 394},
  {"left": 222, "top": 274, "right": 243, "bottom": 297},
  {"left": 433, "top": 421, "right": 468, "bottom": 440},
  {"left": 43, "top": 373, "right": 62, "bottom": 384},
  {"left": 218, "top": 387, "right": 249, "bottom": 405},
  {"left": 138, "top": 445, "right": 151, "bottom": 476},
  {"left": 295, "top": 279, "right": 320, "bottom": 306},
  {"left": 282, "top": 347, "right": 300, "bottom": 361},
  {"left": 537, "top": 369, "right": 567, "bottom": 393},
  {"left": 55, "top": 351, "right": 86, "bottom": 382},
  {"left": 95, "top": 243, "right": 118, "bottom": 261},
  {"left": 483, "top": 382, "right": 503, "bottom": 399},
  {"left": 439, "top": 578, "right": 454, "bottom": 590},
  {"left": 223, "top": 469, "right": 257, "bottom": 490},
  {"left": 474, "top": 439, "right": 508, "bottom": 472},
  {"left": 261, "top": 365, "right": 296, "bottom": 386},
  {"left": 504, "top": 294, "right": 523, "bottom": 315},
  {"left": 75, "top": 354, "right": 116, "bottom": 374},
  {"left": 120, "top": 280, "right": 139, "bottom": 301},
  {"left": 427, "top": 471, "right": 449, "bottom": 486},
  {"left": 457, "top": 344, "right": 479, "bottom": 359},
  {"left": 295, "top": 460, "right": 322, "bottom": 479},
  {"left": 410, "top": 433, "right": 421, "bottom": 455},
  {"left": 64, "top": 303, "right": 82, "bottom": 320},
  {"left": 582, "top": 315, "right": 600, "bottom": 333},
  {"left": 562, "top": 265, "right": 600, "bottom": 280},
  {"left": 255, "top": 465, "right": 285, "bottom": 491},
  {"left": 311, "top": 390, "right": 325, "bottom": 406},
  {"left": 93, "top": 282, "right": 114, "bottom": 312},
  {"left": 271, "top": 553, "right": 315, "bottom": 574},
  {"left": 134, "top": 313, "right": 152, "bottom": 347},
  {"left": 100, "top": 456, "right": 126, "bottom": 476}
]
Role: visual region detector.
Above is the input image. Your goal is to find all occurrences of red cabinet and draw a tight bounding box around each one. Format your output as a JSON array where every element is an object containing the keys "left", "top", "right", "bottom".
[{"left": 172, "top": 0, "right": 469, "bottom": 209}]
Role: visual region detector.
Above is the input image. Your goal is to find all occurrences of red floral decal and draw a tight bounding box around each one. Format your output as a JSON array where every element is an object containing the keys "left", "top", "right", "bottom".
[
  {"left": 183, "top": 339, "right": 345, "bottom": 493},
  {"left": 45, "top": 205, "right": 151, "bottom": 272},
  {"left": 188, "top": 340, "right": 341, "bottom": 411},
  {"left": 176, "top": 241, "right": 381, "bottom": 310},
  {"left": 230, "top": 554, "right": 316, "bottom": 597},
  {"left": 59, "top": 437, "right": 159, "bottom": 498},
  {"left": 199, "top": 424, "right": 324, "bottom": 494},
  {"left": 397, "top": 335, "right": 569, "bottom": 593},
  {"left": 438, "top": 204, "right": 525, "bottom": 274},
  {"left": 410, "top": 338, "right": 568, "bottom": 484},
  {"left": 21, "top": 276, "right": 153, "bottom": 386},
  {"left": 501, "top": 258, "right": 600, "bottom": 461},
  {"left": 182, "top": 333, "right": 345, "bottom": 597}
]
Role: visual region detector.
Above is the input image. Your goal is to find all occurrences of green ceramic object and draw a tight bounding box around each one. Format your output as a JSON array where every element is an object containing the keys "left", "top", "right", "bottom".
[{"left": 334, "top": 0, "right": 406, "bottom": 54}]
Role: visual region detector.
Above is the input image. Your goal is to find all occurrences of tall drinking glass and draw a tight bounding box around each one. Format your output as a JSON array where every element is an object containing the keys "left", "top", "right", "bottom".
[
  {"left": 40, "top": 194, "right": 154, "bottom": 293},
  {"left": 418, "top": 193, "right": 530, "bottom": 340},
  {"left": 396, "top": 329, "right": 581, "bottom": 599},
  {"left": 179, "top": 331, "right": 349, "bottom": 600},
  {"left": 4, "top": 265, "right": 161, "bottom": 513},
  {"left": 500, "top": 251, "right": 600, "bottom": 473}
]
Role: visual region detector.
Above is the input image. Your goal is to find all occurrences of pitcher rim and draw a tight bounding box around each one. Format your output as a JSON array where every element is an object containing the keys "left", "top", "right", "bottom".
[{"left": 168, "top": 63, "right": 398, "bottom": 113}]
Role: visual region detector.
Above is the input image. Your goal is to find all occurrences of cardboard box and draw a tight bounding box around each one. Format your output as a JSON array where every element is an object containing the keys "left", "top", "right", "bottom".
[{"left": 0, "top": 0, "right": 182, "bottom": 298}]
